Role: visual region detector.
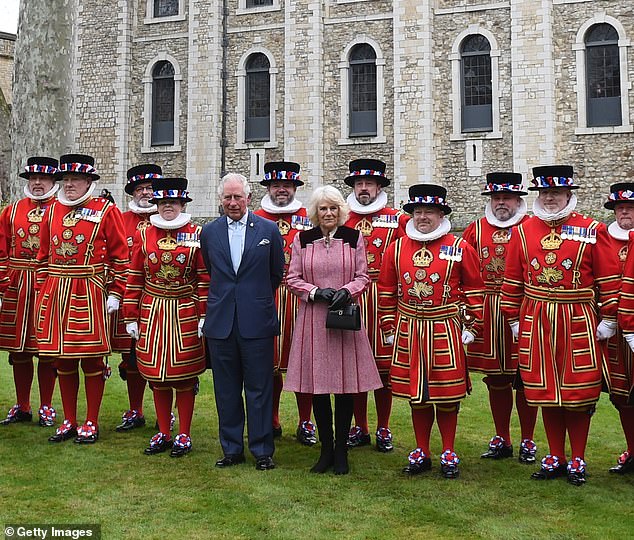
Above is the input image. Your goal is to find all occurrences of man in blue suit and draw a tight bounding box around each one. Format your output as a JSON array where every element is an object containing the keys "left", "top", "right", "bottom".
[{"left": 201, "top": 173, "right": 285, "bottom": 470}]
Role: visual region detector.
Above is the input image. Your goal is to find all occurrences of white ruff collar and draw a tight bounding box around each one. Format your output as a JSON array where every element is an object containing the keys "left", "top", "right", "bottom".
[
  {"left": 532, "top": 193, "right": 578, "bottom": 222},
  {"left": 57, "top": 182, "right": 98, "bottom": 207},
  {"left": 485, "top": 199, "right": 528, "bottom": 228},
  {"left": 260, "top": 194, "right": 303, "bottom": 215},
  {"left": 608, "top": 221, "right": 632, "bottom": 241},
  {"left": 346, "top": 191, "right": 388, "bottom": 215},
  {"left": 406, "top": 216, "right": 451, "bottom": 242},
  {"left": 128, "top": 199, "right": 158, "bottom": 215},
  {"left": 150, "top": 212, "right": 191, "bottom": 230},
  {"left": 24, "top": 183, "right": 59, "bottom": 202}
]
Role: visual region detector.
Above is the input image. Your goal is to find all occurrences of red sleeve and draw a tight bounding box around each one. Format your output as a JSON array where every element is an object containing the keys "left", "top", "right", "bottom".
[
  {"left": 377, "top": 239, "right": 399, "bottom": 339},
  {"left": 194, "top": 238, "right": 210, "bottom": 318},
  {"left": 619, "top": 233, "right": 634, "bottom": 332},
  {"left": 592, "top": 223, "right": 621, "bottom": 321},
  {"left": 458, "top": 239, "right": 485, "bottom": 336},
  {"left": 500, "top": 224, "right": 525, "bottom": 323},
  {"left": 0, "top": 205, "right": 12, "bottom": 295},
  {"left": 122, "top": 229, "right": 145, "bottom": 322},
  {"left": 104, "top": 204, "right": 130, "bottom": 300}
]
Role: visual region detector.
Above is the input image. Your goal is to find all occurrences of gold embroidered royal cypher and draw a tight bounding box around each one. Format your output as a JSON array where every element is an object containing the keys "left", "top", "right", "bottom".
[
  {"left": 27, "top": 207, "right": 45, "bottom": 223},
  {"left": 56, "top": 242, "right": 78, "bottom": 257},
  {"left": 276, "top": 218, "right": 291, "bottom": 236},
  {"left": 156, "top": 263, "right": 180, "bottom": 280},
  {"left": 540, "top": 229, "right": 563, "bottom": 250},
  {"left": 485, "top": 256, "right": 505, "bottom": 274},
  {"left": 412, "top": 246, "right": 434, "bottom": 268},
  {"left": 22, "top": 236, "right": 40, "bottom": 251},
  {"left": 536, "top": 267, "right": 563, "bottom": 285},
  {"left": 492, "top": 229, "right": 510, "bottom": 244},
  {"left": 157, "top": 234, "right": 177, "bottom": 251},
  {"left": 408, "top": 281, "right": 434, "bottom": 299},
  {"left": 355, "top": 218, "right": 373, "bottom": 237}
]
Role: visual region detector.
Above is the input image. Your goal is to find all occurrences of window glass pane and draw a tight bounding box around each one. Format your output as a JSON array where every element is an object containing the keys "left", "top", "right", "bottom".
[
  {"left": 152, "top": 61, "right": 175, "bottom": 145},
  {"left": 461, "top": 34, "right": 491, "bottom": 55},
  {"left": 154, "top": 0, "right": 179, "bottom": 17},
  {"left": 349, "top": 44, "right": 377, "bottom": 136},
  {"left": 460, "top": 35, "right": 492, "bottom": 132},
  {"left": 586, "top": 23, "right": 618, "bottom": 44},
  {"left": 246, "top": 54, "right": 270, "bottom": 141},
  {"left": 246, "top": 0, "right": 273, "bottom": 7},
  {"left": 350, "top": 43, "right": 377, "bottom": 63}
]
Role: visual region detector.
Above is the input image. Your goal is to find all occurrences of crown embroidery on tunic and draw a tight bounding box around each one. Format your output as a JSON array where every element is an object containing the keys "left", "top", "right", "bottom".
[
  {"left": 62, "top": 211, "right": 80, "bottom": 227},
  {"left": 157, "top": 234, "right": 177, "bottom": 251},
  {"left": 355, "top": 218, "right": 373, "bottom": 237},
  {"left": 540, "top": 230, "right": 563, "bottom": 250},
  {"left": 412, "top": 246, "right": 434, "bottom": 267},
  {"left": 27, "top": 207, "right": 45, "bottom": 223},
  {"left": 492, "top": 229, "right": 511, "bottom": 244},
  {"left": 277, "top": 218, "right": 291, "bottom": 236}
]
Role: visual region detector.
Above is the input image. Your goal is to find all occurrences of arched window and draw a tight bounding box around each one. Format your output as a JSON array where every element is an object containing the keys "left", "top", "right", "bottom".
[
  {"left": 349, "top": 43, "right": 377, "bottom": 137},
  {"left": 154, "top": 0, "right": 178, "bottom": 17},
  {"left": 585, "top": 23, "right": 621, "bottom": 127},
  {"left": 151, "top": 61, "right": 175, "bottom": 146},
  {"left": 461, "top": 34, "right": 492, "bottom": 132},
  {"left": 245, "top": 53, "right": 271, "bottom": 142}
]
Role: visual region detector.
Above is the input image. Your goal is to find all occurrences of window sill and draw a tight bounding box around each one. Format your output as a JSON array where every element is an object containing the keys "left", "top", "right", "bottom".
[
  {"left": 234, "top": 142, "right": 278, "bottom": 150},
  {"left": 236, "top": 4, "right": 281, "bottom": 15},
  {"left": 450, "top": 131, "right": 502, "bottom": 141},
  {"left": 142, "top": 145, "right": 182, "bottom": 153},
  {"left": 575, "top": 125, "right": 633, "bottom": 135},
  {"left": 144, "top": 14, "right": 187, "bottom": 25},
  {"left": 337, "top": 136, "right": 386, "bottom": 146}
]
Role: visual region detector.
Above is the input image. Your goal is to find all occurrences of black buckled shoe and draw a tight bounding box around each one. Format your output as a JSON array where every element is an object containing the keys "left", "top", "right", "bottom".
[
  {"left": 566, "top": 457, "right": 587, "bottom": 486},
  {"left": 1, "top": 405, "right": 33, "bottom": 425},
  {"left": 296, "top": 421, "right": 318, "bottom": 446},
  {"left": 144, "top": 432, "right": 173, "bottom": 455},
  {"left": 215, "top": 454, "right": 246, "bottom": 468},
  {"left": 440, "top": 449, "right": 460, "bottom": 479},
  {"left": 402, "top": 448, "right": 432, "bottom": 475},
  {"left": 116, "top": 409, "right": 146, "bottom": 432},
  {"left": 531, "top": 455, "right": 567, "bottom": 480},
  {"left": 480, "top": 435, "right": 513, "bottom": 459},
  {"left": 347, "top": 426, "right": 371, "bottom": 448},
  {"left": 519, "top": 438, "right": 537, "bottom": 464},
  {"left": 376, "top": 427, "right": 394, "bottom": 453},
  {"left": 38, "top": 406, "right": 56, "bottom": 427},
  {"left": 255, "top": 456, "right": 276, "bottom": 471},
  {"left": 609, "top": 451, "right": 633, "bottom": 474},
  {"left": 74, "top": 421, "right": 99, "bottom": 444},
  {"left": 48, "top": 420, "right": 78, "bottom": 443},
  {"left": 170, "top": 433, "right": 192, "bottom": 457}
]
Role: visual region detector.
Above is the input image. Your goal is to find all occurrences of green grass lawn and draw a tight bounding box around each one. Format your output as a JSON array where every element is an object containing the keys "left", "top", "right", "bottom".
[{"left": 0, "top": 352, "right": 631, "bottom": 540}]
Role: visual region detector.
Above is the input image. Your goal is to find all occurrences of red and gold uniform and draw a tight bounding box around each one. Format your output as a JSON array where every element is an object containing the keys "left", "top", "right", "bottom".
[
  {"left": 123, "top": 222, "right": 208, "bottom": 381},
  {"left": 0, "top": 161, "right": 59, "bottom": 427},
  {"left": 377, "top": 183, "right": 484, "bottom": 478},
  {"left": 379, "top": 229, "right": 484, "bottom": 404},
  {"left": 35, "top": 194, "right": 129, "bottom": 356},
  {"left": 500, "top": 213, "right": 619, "bottom": 407},
  {"left": 463, "top": 216, "right": 528, "bottom": 375}
]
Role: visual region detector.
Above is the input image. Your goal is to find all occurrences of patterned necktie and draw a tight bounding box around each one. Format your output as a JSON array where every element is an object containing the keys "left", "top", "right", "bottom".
[{"left": 230, "top": 221, "right": 242, "bottom": 273}]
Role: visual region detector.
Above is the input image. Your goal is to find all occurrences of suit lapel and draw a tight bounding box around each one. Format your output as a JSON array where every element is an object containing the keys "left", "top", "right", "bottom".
[
  {"left": 238, "top": 211, "right": 259, "bottom": 274},
  {"left": 214, "top": 216, "right": 234, "bottom": 271}
]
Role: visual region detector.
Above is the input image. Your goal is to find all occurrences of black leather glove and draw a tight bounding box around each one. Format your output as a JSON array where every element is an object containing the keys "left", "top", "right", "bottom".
[
  {"left": 118, "top": 365, "right": 127, "bottom": 381},
  {"left": 314, "top": 287, "right": 337, "bottom": 303},
  {"left": 329, "top": 288, "right": 352, "bottom": 310}
]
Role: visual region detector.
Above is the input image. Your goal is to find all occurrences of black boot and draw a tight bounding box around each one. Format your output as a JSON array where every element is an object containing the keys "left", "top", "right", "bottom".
[
  {"left": 334, "top": 394, "right": 354, "bottom": 475},
  {"left": 311, "top": 394, "right": 334, "bottom": 473}
]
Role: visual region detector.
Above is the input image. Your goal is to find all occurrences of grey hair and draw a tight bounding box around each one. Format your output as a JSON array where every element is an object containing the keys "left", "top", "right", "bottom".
[
  {"left": 217, "top": 172, "right": 252, "bottom": 198},
  {"left": 307, "top": 185, "right": 349, "bottom": 226}
]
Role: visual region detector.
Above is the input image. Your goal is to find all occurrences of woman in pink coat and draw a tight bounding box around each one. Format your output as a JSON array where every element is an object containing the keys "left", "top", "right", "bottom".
[{"left": 285, "top": 185, "right": 382, "bottom": 474}]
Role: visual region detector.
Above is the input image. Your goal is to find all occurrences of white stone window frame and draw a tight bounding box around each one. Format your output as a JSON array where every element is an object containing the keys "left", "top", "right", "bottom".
[
  {"left": 449, "top": 26, "right": 502, "bottom": 141},
  {"left": 141, "top": 53, "right": 183, "bottom": 153},
  {"left": 236, "top": 0, "right": 281, "bottom": 16},
  {"left": 573, "top": 14, "right": 632, "bottom": 135},
  {"left": 144, "top": 0, "right": 186, "bottom": 24},
  {"left": 338, "top": 36, "right": 386, "bottom": 146},
  {"left": 235, "top": 47, "right": 278, "bottom": 150}
]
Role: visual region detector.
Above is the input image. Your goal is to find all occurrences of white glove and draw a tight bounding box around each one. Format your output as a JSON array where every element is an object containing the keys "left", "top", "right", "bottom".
[
  {"left": 596, "top": 320, "right": 617, "bottom": 341},
  {"left": 509, "top": 321, "right": 519, "bottom": 340},
  {"left": 126, "top": 321, "right": 139, "bottom": 340},
  {"left": 198, "top": 318, "right": 205, "bottom": 338},
  {"left": 106, "top": 295, "right": 120, "bottom": 315},
  {"left": 624, "top": 333, "right": 634, "bottom": 353},
  {"left": 385, "top": 334, "right": 395, "bottom": 346},
  {"left": 461, "top": 329, "right": 475, "bottom": 345}
]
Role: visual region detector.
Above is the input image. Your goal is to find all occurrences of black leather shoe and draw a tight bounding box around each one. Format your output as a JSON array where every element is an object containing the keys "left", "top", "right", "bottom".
[
  {"left": 273, "top": 426, "right": 283, "bottom": 438},
  {"left": 402, "top": 458, "right": 432, "bottom": 475},
  {"left": 48, "top": 420, "right": 77, "bottom": 443},
  {"left": 144, "top": 433, "right": 173, "bottom": 455},
  {"left": 116, "top": 410, "right": 146, "bottom": 432},
  {"left": 531, "top": 464, "right": 567, "bottom": 480},
  {"left": 1, "top": 405, "right": 33, "bottom": 425},
  {"left": 215, "top": 454, "right": 246, "bottom": 468},
  {"left": 567, "top": 470, "right": 586, "bottom": 486},
  {"left": 481, "top": 436, "right": 513, "bottom": 459},
  {"left": 74, "top": 422, "right": 99, "bottom": 444},
  {"left": 441, "top": 463, "right": 460, "bottom": 479},
  {"left": 255, "top": 456, "right": 276, "bottom": 470},
  {"left": 609, "top": 451, "right": 633, "bottom": 474},
  {"left": 347, "top": 426, "right": 371, "bottom": 448}
]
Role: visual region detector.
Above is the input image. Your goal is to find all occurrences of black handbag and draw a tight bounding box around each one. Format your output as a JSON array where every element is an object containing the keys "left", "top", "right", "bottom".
[{"left": 326, "top": 303, "right": 361, "bottom": 331}]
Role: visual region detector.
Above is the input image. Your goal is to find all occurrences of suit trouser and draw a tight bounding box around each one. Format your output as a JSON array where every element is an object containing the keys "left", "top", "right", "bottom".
[{"left": 208, "top": 317, "right": 275, "bottom": 459}]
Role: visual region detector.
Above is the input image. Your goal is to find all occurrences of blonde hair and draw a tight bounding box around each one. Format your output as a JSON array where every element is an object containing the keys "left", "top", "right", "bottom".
[{"left": 307, "top": 185, "right": 349, "bottom": 226}]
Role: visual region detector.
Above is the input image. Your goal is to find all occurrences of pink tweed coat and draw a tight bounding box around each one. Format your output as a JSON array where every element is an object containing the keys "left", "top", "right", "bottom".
[{"left": 285, "top": 226, "right": 382, "bottom": 394}]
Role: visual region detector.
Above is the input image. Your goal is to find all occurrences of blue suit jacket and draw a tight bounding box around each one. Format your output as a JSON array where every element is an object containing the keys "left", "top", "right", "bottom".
[{"left": 201, "top": 210, "right": 285, "bottom": 339}]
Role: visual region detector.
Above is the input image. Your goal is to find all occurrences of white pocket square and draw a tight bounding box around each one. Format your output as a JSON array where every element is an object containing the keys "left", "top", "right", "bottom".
[{"left": 258, "top": 238, "right": 270, "bottom": 246}]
